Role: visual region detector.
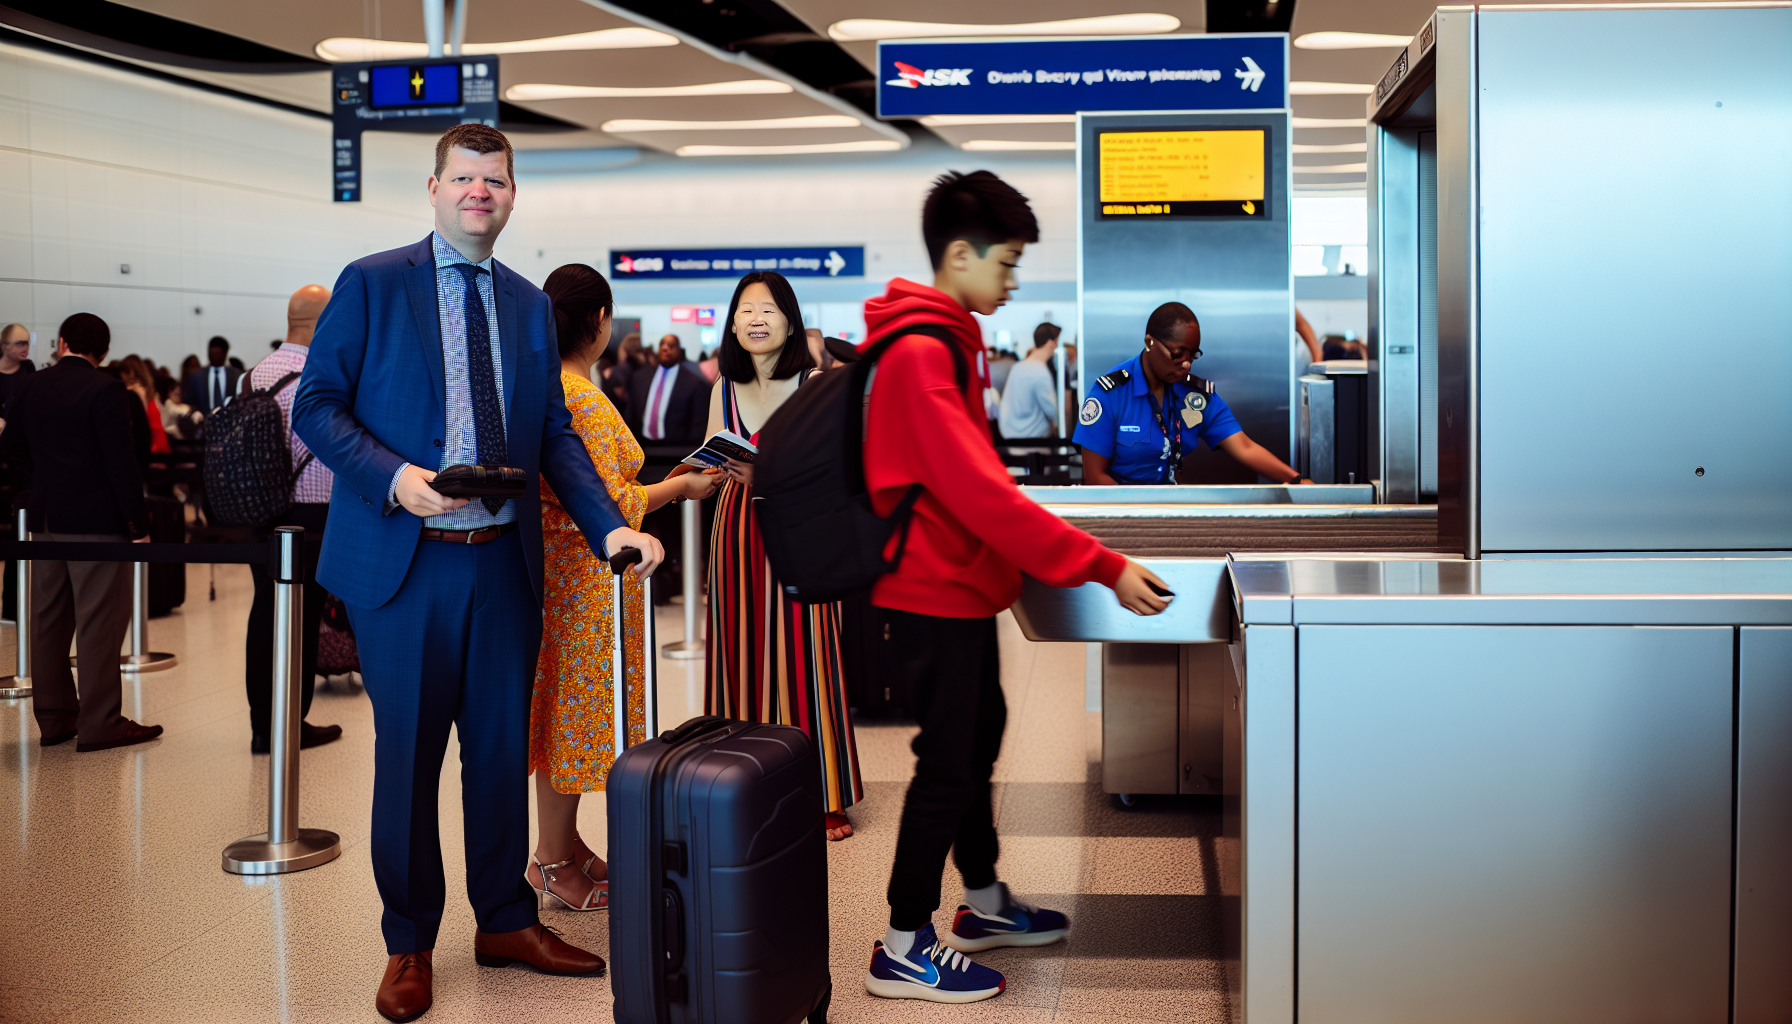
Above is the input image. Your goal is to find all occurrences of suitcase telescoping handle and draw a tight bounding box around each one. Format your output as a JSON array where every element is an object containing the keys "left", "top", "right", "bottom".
[{"left": 608, "top": 547, "right": 658, "bottom": 756}]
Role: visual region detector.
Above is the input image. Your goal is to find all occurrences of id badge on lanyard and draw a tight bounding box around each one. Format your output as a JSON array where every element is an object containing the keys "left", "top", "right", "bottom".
[{"left": 1147, "top": 391, "right": 1182, "bottom": 482}]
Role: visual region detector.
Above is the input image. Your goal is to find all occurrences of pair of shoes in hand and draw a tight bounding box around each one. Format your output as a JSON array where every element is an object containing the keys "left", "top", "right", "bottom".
[{"left": 376, "top": 926, "right": 604, "bottom": 1022}]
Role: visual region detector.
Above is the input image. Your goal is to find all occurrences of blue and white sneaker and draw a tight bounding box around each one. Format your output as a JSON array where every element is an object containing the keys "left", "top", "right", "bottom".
[
  {"left": 864, "top": 922, "right": 1007, "bottom": 1003},
  {"left": 943, "top": 884, "right": 1070, "bottom": 952}
]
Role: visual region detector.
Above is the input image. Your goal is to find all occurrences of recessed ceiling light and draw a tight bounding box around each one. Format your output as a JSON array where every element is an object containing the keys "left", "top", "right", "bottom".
[
  {"left": 1291, "top": 82, "right": 1375, "bottom": 96},
  {"left": 960, "top": 140, "right": 1076, "bottom": 151},
  {"left": 1292, "top": 142, "right": 1367, "bottom": 154},
  {"left": 918, "top": 114, "right": 1078, "bottom": 126},
  {"left": 1293, "top": 117, "right": 1368, "bottom": 128},
  {"left": 315, "top": 27, "right": 676, "bottom": 62},
  {"left": 828, "top": 13, "right": 1179, "bottom": 42},
  {"left": 603, "top": 115, "right": 861, "bottom": 132},
  {"left": 1293, "top": 163, "right": 1369, "bottom": 174},
  {"left": 1294, "top": 31, "right": 1413, "bottom": 49},
  {"left": 676, "top": 141, "right": 904, "bottom": 157},
  {"left": 506, "top": 80, "right": 793, "bottom": 101}
]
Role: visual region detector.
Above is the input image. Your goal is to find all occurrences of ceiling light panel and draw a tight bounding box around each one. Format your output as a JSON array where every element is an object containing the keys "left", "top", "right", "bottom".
[
  {"left": 1292, "top": 143, "right": 1367, "bottom": 154},
  {"left": 506, "top": 80, "right": 794, "bottom": 101},
  {"left": 602, "top": 115, "right": 861, "bottom": 133},
  {"left": 315, "top": 27, "right": 676, "bottom": 62},
  {"left": 828, "top": 13, "right": 1179, "bottom": 42},
  {"left": 960, "top": 140, "right": 1077, "bottom": 151},
  {"left": 1290, "top": 81, "right": 1375, "bottom": 96},
  {"left": 1294, "top": 32, "right": 1413, "bottom": 50},
  {"left": 918, "top": 115, "right": 1078, "bottom": 126},
  {"left": 676, "top": 141, "right": 904, "bottom": 157}
]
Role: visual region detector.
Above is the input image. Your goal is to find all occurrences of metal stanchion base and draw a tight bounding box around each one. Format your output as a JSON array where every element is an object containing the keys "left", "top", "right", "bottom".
[
  {"left": 122, "top": 653, "right": 178, "bottom": 673},
  {"left": 223, "top": 828, "right": 341, "bottom": 875},
  {"left": 0, "top": 676, "right": 30, "bottom": 700},
  {"left": 662, "top": 640, "right": 704, "bottom": 661}
]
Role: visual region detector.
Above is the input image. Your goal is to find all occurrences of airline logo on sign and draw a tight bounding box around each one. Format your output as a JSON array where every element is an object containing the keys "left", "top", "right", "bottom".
[{"left": 887, "top": 62, "right": 973, "bottom": 88}]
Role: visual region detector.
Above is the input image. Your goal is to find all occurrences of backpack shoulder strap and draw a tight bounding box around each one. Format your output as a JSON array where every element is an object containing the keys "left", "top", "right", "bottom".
[
  {"left": 865, "top": 324, "right": 969, "bottom": 391},
  {"left": 264, "top": 371, "right": 302, "bottom": 398}
]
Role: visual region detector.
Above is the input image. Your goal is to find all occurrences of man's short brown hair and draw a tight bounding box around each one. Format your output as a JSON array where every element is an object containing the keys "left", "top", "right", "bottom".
[{"left": 434, "top": 124, "right": 513, "bottom": 181}]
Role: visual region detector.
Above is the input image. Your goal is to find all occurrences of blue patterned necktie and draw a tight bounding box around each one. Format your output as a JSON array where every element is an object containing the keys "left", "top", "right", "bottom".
[{"left": 452, "top": 263, "right": 508, "bottom": 514}]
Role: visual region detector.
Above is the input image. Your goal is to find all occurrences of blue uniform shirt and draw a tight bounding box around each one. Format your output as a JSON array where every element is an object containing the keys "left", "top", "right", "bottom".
[{"left": 1072, "top": 353, "right": 1242, "bottom": 484}]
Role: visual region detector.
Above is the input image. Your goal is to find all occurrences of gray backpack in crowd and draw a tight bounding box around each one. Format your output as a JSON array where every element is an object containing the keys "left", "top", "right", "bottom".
[{"left": 202, "top": 371, "right": 313, "bottom": 528}]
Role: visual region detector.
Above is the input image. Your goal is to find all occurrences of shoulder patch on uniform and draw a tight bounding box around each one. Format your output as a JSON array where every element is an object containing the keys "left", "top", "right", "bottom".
[
  {"left": 1185, "top": 373, "right": 1216, "bottom": 396},
  {"left": 1078, "top": 397, "right": 1103, "bottom": 426},
  {"left": 1095, "top": 367, "right": 1131, "bottom": 392}
]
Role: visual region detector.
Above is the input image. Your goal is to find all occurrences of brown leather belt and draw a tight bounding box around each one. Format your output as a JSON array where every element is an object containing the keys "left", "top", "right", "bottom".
[{"left": 419, "top": 521, "right": 518, "bottom": 545}]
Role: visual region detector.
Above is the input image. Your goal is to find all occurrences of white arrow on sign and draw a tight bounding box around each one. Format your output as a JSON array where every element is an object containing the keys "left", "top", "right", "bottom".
[
  {"left": 825, "top": 250, "right": 847, "bottom": 276},
  {"left": 1235, "top": 56, "right": 1265, "bottom": 92}
]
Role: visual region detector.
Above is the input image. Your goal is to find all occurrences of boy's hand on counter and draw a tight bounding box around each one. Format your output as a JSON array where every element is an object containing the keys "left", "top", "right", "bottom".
[{"left": 1113, "top": 561, "right": 1172, "bottom": 616}]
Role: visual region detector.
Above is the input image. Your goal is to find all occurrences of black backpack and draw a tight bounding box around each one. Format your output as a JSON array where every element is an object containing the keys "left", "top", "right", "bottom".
[
  {"left": 202, "top": 371, "right": 314, "bottom": 528},
  {"left": 753, "top": 324, "right": 966, "bottom": 603}
]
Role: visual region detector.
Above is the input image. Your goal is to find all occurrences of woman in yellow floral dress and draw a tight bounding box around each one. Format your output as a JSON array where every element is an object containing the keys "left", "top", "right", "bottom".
[{"left": 527, "top": 264, "right": 720, "bottom": 912}]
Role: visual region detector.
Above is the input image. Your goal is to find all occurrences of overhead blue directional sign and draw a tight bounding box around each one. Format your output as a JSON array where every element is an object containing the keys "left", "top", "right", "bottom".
[
  {"left": 610, "top": 247, "right": 864, "bottom": 280},
  {"left": 877, "top": 35, "right": 1286, "bottom": 117},
  {"left": 330, "top": 57, "right": 500, "bottom": 203}
]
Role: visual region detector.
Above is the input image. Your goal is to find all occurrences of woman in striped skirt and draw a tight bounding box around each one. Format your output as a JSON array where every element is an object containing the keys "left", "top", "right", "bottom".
[{"left": 703, "top": 271, "right": 863, "bottom": 841}]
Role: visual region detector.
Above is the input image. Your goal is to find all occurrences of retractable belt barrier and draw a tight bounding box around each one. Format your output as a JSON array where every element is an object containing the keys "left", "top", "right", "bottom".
[{"left": 0, "top": 525, "right": 342, "bottom": 876}]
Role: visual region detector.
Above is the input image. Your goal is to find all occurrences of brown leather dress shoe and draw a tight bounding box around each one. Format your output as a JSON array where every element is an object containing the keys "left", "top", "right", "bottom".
[
  {"left": 376, "top": 951, "right": 433, "bottom": 1022},
  {"left": 473, "top": 923, "right": 605, "bottom": 976},
  {"left": 76, "top": 719, "right": 163, "bottom": 753}
]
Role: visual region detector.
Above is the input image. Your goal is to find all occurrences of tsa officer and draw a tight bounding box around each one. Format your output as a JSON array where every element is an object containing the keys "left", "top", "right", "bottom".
[{"left": 1074, "top": 302, "right": 1310, "bottom": 486}]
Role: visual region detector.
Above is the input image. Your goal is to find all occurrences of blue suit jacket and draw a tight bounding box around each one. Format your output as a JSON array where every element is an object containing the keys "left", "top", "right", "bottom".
[{"left": 293, "top": 235, "right": 628, "bottom": 609}]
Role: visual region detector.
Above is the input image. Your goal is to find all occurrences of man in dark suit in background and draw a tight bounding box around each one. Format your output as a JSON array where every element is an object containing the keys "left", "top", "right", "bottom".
[
  {"left": 183, "top": 335, "right": 241, "bottom": 412},
  {"left": 2, "top": 312, "right": 160, "bottom": 752},
  {"left": 626, "top": 333, "right": 709, "bottom": 446}
]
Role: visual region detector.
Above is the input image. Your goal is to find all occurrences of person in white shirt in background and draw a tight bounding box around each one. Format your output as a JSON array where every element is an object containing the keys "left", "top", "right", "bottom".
[{"left": 998, "top": 323, "right": 1062, "bottom": 440}]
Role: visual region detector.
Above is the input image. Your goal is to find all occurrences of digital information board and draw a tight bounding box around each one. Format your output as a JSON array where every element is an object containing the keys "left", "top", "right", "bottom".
[
  {"left": 1097, "top": 129, "right": 1267, "bottom": 218},
  {"left": 331, "top": 57, "right": 500, "bottom": 202}
]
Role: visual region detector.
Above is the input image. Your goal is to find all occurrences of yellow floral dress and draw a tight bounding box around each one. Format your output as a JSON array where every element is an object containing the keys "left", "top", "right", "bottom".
[{"left": 529, "top": 372, "right": 650, "bottom": 794}]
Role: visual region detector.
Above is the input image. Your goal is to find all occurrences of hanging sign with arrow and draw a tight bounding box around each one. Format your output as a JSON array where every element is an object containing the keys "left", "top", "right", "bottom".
[
  {"left": 877, "top": 35, "right": 1286, "bottom": 118},
  {"left": 609, "top": 247, "right": 865, "bottom": 280},
  {"left": 330, "top": 57, "right": 500, "bottom": 203}
]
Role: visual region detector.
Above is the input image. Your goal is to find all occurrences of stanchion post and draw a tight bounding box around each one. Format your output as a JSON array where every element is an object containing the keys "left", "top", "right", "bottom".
[
  {"left": 223, "top": 527, "right": 340, "bottom": 875},
  {"left": 0, "top": 509, "right": 32, "bottom": 700},
  {"left": 663, "top": 497, "right": 704, "bottom": 660},
  {"left": 120, "top": 560, "right": 177, "bottom": 673}
]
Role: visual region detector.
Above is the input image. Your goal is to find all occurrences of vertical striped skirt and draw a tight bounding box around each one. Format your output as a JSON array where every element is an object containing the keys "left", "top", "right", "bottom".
[{"left": 705, "top": 477, "right": 864, "bottom": 813}]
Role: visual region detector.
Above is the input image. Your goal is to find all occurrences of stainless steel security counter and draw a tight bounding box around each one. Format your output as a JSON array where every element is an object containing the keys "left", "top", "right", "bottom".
[{"left": 1218, "top": 557, "right": 1792, "bottom": 1024}]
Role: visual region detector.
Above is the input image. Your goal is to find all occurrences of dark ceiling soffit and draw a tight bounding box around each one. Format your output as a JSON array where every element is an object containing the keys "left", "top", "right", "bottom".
[
  {"left": 0, "top": 24, "right": 580, "bottom": 133},
  {"left": 598, "top": 0, "right": 877, "bottom": 115},
  {"left": 1206, "top": 0, "right": 1297, "bottom": 34},
  {"left": 0, "top": 1, "right": 326, "bottom": 72},
  {"left": 0, "top": 24, "right": 328, "bottom": 120}
]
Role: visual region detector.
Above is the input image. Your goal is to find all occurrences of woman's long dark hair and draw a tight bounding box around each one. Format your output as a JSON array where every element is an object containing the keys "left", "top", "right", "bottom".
[
  {"left": 717, "top": 271, "right": 813, "bottom": 384},
  {"left": 543, "top": 263, "right": 614, "bottom": 360}
]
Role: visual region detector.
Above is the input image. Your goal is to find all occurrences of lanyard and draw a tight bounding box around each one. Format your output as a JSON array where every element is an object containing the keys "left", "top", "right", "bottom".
[{"left": 1144, "top": 385, "right": 1182, "bottom": 482}]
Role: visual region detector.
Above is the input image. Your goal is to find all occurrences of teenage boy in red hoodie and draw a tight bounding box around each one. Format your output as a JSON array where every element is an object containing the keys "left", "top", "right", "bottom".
[{"left": 859, "top": 171, "right": 1171, "bottom": 1004}]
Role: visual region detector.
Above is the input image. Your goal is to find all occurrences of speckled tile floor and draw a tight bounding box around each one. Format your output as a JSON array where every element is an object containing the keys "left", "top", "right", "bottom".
[{"left": 0, "top": 564, "right": 1226, "bottom": 1023}]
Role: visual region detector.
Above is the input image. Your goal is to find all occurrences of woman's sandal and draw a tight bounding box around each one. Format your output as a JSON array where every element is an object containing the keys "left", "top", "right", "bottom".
[
  {"left": 573, "top": 836, "right": 608, "bottom": 883},
  {"left": 528, "top": 853, "right": 609, "bottom": 912},
  {"left": 825, "top": 812, "right": 854, "bottom": 842}
]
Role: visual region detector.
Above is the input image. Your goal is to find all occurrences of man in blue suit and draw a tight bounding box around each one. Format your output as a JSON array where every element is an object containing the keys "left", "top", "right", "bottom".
[{"left": 293, "top": 124, "right": 662, "bottom": 1023}]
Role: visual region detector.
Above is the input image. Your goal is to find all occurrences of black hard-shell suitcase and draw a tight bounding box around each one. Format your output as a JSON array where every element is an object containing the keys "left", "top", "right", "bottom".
[
  {"left": 602, "top": 546, "right": 831, "bottom": 1024},
  {"left": 144, "top": 494, "right": 185, "bottom": 616}
]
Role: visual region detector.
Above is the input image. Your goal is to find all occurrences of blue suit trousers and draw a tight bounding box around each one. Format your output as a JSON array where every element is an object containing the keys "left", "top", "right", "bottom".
[{"left": 346, "top": 531, "right": 541, "bottom": 954}]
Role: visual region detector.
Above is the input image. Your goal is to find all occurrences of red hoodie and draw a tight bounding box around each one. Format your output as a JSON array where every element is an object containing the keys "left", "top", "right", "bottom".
[{"left": 860, "top": 279, "right": 1127, "bottom": 618}]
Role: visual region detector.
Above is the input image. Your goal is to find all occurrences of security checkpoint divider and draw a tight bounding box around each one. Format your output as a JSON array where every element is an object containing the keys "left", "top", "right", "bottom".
[{"left": 0, "top": 510, "right": 30, "bottom": 700}]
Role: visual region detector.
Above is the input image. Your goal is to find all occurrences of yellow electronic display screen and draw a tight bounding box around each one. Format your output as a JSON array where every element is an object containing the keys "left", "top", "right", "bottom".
[{"left": 1098, "top": 129, "right": 1267, "bottom": 218}]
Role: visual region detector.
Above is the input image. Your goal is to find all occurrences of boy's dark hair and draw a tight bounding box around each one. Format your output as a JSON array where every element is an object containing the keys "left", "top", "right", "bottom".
[
  {"left": 1033, "top": 322, "right": 1061, "bottom": 349},
  {"left": 922, "top": 170, "right": 1040, "bottom": 270},
  {"left": 1145, "top": 302, "right": 1200, "bottom": 344},
  {"left": 436, "top": 123, "right": 514, "bottom": 181},
  {"left": 542, "top": 263, "right": 614, "bottom": 360},
  {"left": 208, "top": 335, "right": 229, "bottom": 354},
  {"left": 718, "top": 271, "right": 814, "bottom": 384},
  {"left": 59, "top": 312, "right": 110, "bottom": 359}
]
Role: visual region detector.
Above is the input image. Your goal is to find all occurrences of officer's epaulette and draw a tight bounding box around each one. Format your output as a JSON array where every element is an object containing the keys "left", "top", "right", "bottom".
[
  {"left": 1184, "top": 373, "right": 1216, "bottom": 396},
  {"left": 1095, "top": 368, "right": 1130, "bottom": 392}
]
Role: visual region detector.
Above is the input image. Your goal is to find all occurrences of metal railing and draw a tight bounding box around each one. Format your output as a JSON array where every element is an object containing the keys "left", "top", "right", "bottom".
[{"left": 0, "top": 527, "right": 340, "bottom": 876}]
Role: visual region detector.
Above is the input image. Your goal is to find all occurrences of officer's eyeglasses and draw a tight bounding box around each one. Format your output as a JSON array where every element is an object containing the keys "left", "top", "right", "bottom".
[{"left": 1151, "top": 340, "right": 1202, "bottom": 362}]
